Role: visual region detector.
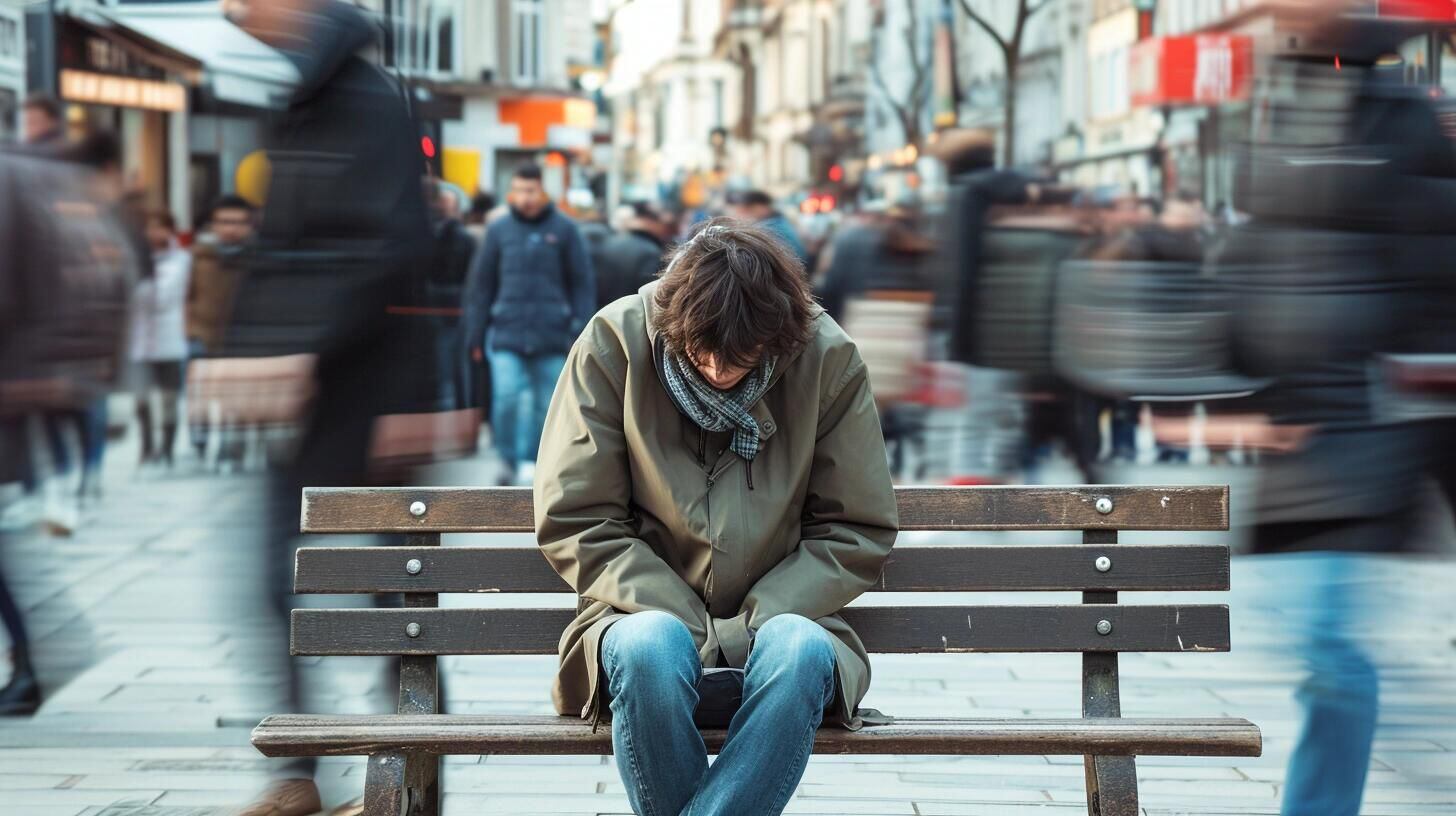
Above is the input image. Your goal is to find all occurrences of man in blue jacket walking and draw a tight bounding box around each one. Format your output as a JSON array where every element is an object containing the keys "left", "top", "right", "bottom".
[{"left": 464, "top": 163, "right": 595, "bottom": 485}]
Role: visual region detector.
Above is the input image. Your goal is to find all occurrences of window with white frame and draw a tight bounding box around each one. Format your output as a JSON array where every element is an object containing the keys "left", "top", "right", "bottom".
[
  {"left": 513, "top": 0, "right": 545, "bottom": 85},
  {"left": 379, "top": 0, "right": 460, "bottom": 78}
]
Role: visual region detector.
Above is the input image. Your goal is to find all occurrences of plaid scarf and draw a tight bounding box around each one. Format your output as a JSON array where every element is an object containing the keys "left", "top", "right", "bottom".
[{"left": 660, "top": 342, "right": 777, "bottom": 468}]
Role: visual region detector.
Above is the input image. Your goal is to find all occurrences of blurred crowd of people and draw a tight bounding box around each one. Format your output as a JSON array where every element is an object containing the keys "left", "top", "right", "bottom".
[{"left": 1, "top": 2, "right": 1453, "bottom": 815}]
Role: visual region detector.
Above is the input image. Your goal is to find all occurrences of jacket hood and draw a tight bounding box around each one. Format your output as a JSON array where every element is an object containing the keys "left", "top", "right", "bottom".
[{"left": 279, "top": 0, "right": 377, "bottom": 103}]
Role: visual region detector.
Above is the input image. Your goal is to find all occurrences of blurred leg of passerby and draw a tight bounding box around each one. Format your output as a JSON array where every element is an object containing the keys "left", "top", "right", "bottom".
[
  {"left": 487, "top": 350, "right": 566, "bottom": 485},
  {"left": 523, "top": 353, "right": 566, "bottom": 484},
  {"left": 0, "top": 548, "right": 39, "bottom": 716},
  {"left": 39, "top": 411, "right": 81, "bottom": 535},
  {"left": 1255, "top": 539, "right": 1384, "bottom": 816},
  {"left": 187, "top": 339, "right": 209, "bottom": 461},
  {"left": 487, "top": 348, "right": 526, "bottom": 482},
  {"left": 77, "top": 398, "right": 107, "bottom": 504},
  {"left": 0, "top": 421, "right": 41, "bottom": 716},
  {"left": 136, "top": 362, "right": 183, "bottom": 469}
]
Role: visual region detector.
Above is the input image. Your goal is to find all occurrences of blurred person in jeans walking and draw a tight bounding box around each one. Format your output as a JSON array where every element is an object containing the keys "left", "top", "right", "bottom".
[
  {"left": 130, "top": 211, "right": 191, "bottom": 469},
  {"left": 1216, "top": 8, "right": 1456, "bottom": 814},
  {"left": 463, "top": 163, "right": 595, "bottom": 486}
]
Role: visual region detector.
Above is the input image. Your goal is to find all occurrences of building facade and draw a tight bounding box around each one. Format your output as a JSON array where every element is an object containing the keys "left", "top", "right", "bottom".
[
  {"left": 0, "top": 1, "right": 22, "bottom": 142},
  {"left": 373, "top": 0, "right": 597, "bottom": 205}
]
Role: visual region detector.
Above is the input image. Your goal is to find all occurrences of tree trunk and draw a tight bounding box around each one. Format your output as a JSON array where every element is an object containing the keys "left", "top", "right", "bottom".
[{"left": 1003, "top": 58, "right": 1019, "bottom": 167}]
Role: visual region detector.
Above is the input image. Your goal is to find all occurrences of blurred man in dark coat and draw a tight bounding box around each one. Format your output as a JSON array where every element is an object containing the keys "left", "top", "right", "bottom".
[{"left": 224, "top": 1, "right": 430, "bottom": 812}]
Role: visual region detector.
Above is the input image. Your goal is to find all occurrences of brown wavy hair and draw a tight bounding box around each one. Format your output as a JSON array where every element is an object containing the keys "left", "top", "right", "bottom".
[{"left": 653, "top": 216, "right": 815, "bottom": 370}]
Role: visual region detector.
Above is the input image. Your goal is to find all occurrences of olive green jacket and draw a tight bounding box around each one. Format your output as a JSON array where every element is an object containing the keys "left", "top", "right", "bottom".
[{"left": 534, "top": 282, "right": 899, "bottom": 728}]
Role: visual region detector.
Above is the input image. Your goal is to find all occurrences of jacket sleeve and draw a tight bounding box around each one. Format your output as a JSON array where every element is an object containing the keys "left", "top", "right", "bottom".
[
  {"left": 461, "top": 225, "right": 500, "bottom": 353},
  {"left": 535, "top": 325, "right": 718, "bottom": 663},
  {"left": 718, "top": 354, "right": 898, "bottom": 666},
  {"left": 565, "top": 224, "right": 597, "bottom": 334}
]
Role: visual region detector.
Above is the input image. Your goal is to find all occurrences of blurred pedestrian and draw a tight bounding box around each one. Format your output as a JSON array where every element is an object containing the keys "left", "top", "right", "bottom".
[
  {"left": 535, "top": 218, "right": 896, "bottom": 816},
  {"left": 19, "top": 93, "right": 65, "bottom": 149},
  {"left": 1217, "top": 11, "right": 1456, "bottom": 815},
  {"left": 131, "top": 210, "right": 191, "bottom": 469},
  {"left": 728, "top": 189, "right": 807, "bottom": 265},
  {"left": 187, "top": 195, "right": 256, "bottom": 356},
  {"left": 185, "top": 195, "right": 256, "bottom": 464},
  {"left": 223, "top": 0, "right": 432, "bottom": 812},
  {"left": 423, "top": 178, "right": 477, "bottom": 409},
  {"left": 0, "top": 134, "right": 135, "bottom": 714},
  {"left": 591, "top": 201, "right": 670, "bottom": 308},
  {"left": 816, "top": 201, "right": 936, "bottom": 478},
  {"left": 462, "top": 163, "right": 595, "bottom": 486},
  {"left": 462, "top": 191, "right": 497, "bottom": 245}
]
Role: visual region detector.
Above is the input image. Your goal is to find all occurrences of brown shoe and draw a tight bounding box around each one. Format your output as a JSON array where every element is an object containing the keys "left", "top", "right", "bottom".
[{"left": 237, "top": 778, "right": 323, "bottom": 816}]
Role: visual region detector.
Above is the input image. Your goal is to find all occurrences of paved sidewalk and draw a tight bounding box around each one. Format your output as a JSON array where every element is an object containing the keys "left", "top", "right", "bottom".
[{"left": 0, "top": 450, "right": 1453, "bottom": 815}]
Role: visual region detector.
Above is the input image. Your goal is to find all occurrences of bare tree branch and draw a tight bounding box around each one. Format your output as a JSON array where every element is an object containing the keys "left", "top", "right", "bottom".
[
  {"left": 903, "top": 0, "right": 930, "bottom": 110},
  {"left": 956, "top": 0, "right": 1009, "bottom": 55},
  {"left": 869, "top": 39, "right": 918, "bottom": 146},
  {"left": 1026, "top": 0, "right": 1053, "bottom": 20}
]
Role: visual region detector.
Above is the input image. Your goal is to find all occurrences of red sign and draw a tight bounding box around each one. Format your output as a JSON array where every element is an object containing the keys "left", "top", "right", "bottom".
[
  {"left": 1130, "top": 35, "right": 1253, "bottom": 108},
  {"left": 1379, "top": 0, "right": 1456, "bottom": 20}
]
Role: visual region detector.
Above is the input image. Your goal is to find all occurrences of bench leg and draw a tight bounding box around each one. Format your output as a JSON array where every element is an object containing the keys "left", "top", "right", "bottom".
[
  {"left": 364, "top": 752, "right": 438, "bottom": 816},
  {"left": 1084, "top": 754, "right": 1138, "bottom": 816},
  {"left": 1081, "top": 532, "right": 1139, "bottom": 816}
]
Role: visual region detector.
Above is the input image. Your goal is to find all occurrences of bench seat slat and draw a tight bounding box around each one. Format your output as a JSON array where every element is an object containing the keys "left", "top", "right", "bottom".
[
  {"left": 295, "top": 544, "right": 1230, "bottom": 594},
  {"left": 252, "top": 714, "right": 1262, "bottom": 758},
  {"left": 300, "top": 485, "right": 1229, "bottom": 534},
  {"left": 290, "top": 605, "right": 1230, "bottom": 656}
]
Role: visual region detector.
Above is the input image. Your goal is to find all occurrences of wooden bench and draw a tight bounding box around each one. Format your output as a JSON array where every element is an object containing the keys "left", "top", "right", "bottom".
[{"left": 252, "top": 484, "right": 1261, "bottom": 816}]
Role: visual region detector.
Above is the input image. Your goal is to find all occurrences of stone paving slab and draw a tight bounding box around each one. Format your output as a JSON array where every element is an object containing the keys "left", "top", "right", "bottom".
[{"left": 0, "top": 450, "right": 1452, "bottom": 815}]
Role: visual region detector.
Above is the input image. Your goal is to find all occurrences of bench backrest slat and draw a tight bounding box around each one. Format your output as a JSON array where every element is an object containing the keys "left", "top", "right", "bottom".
[
  {"left": 300, "top": 485, "right": 1229, "bottom": 534},
  {"left": 290, "top": 605, "right": 1231, "bottom": 656},
  {"left": 294, "top": 544, "right": 1230, "bottom": 594}
]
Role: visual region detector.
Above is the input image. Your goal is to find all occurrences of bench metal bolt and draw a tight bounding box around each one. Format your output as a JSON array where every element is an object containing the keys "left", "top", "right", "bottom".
[
  {"left": 409, "top": 501, "right": 427, "bottom": 517},
  {"left": 1094, "top": 497, "right": 1114, "bottom": 515},
  {"left": 405, "top": 622, "right": 422, "bottom": 638},
  {"left": 1096, "top": 619, "right": 1113, "bottom": 636},
  {"left": 405, "top": 558, "right": 423, "bottom": 575},
  {"left": 1095, "top": 556, "right": 1112, "bottom": 573}
]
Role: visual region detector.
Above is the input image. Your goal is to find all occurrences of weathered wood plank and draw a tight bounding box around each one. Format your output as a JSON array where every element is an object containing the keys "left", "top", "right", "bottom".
[
  {"left": 294, "top": 543, "right": 1230, "bottom": 594},
  {"left": 300, "top": 485, "right": 1230, "bottom": 533},
  {"left": 290, "top": 604, "right": 1230, "bottom": 656},
  {"left": 251, "top": 714, "right": 1263, "bottom": 758}
]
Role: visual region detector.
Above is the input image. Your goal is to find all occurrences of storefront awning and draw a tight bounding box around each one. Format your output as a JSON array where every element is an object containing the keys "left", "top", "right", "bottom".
[{"left": 96, "top": 4, "right": 298, "bottom": 109}]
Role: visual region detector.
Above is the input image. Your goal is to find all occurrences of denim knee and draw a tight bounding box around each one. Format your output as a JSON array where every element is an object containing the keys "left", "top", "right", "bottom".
[
  {"left": 603, "top": 611, "right": 699, "bottom": 699},
  {"left": 749, "top": 614, "right": 836, "bottom": 690}
]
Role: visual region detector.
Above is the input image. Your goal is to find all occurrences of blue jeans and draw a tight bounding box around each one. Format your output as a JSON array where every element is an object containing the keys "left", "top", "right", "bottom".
[
  {"left": 1277, "top": 553, "right": 1379, "bottom": 816},
  {"left": 486, "top": 349, "right": 565, "bottom": 469},
  {"left": 601, "top": 611, "right": 837, "bottom": 816}
]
